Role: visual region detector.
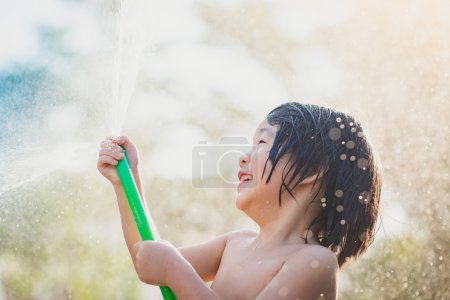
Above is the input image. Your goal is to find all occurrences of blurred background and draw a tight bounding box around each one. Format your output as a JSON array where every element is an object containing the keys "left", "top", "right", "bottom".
[{"left": 0, "top": 0, "right": 449, "bottom": 299}]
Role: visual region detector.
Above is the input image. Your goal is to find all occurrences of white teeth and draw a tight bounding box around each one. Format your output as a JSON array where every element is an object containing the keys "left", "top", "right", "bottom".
[{"left": 242, "top": 175, "right": 253, "bottom": 181}]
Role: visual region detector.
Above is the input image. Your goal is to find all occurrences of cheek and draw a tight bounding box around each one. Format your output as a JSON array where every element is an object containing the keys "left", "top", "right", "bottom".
[
  {"left": 253, "top": 148, "right": 271, "bottom": 178},
  {"left": 256, "top": 155, "right": 289, "bottom": 195}
]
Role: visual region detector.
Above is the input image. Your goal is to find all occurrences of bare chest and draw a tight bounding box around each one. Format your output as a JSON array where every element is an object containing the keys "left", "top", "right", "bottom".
[{"left": 211, "top": 243, "right": 288, "bottom": 299}]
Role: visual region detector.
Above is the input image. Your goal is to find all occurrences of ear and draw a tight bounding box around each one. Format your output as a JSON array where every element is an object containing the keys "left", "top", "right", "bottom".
[{"left": 299, "top": 169, "right": 325, "bottom": 185}]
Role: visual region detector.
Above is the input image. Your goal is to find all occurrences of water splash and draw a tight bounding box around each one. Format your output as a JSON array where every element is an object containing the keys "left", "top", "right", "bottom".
[
  {"left": 110, "top": 0, "right": 148, "bottom": 136},
  {"left": 0, "top": 0, "right": 150, "bottom": 199},
  {"left": 0, "top": 142, "right": 97, "bottom": 198}
]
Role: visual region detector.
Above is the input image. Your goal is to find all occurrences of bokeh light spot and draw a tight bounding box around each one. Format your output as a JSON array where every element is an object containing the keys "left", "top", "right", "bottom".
[
  {"left": 311, "top": 260, "right": 320, "bottom": 268},
  {"left": 346, "top": 140, "right": 355, "bottom": 149},
  {"left": 317, "top": 293, "right": 326, "bottom": 300},
  {"left": 335, "top": 189, "right": 344, "bottom": 198},
  {"left": 328, "top": 128, "right": 341, "bottom": 140},
  {"left": 278, "top": 287, "right": 289, "bottom": 297},
  {"left": 358, "top": 191, "right": 370, "bottom": 204},
  {"left": 357, "top": 158, "right": 369, "bottom": 169}
]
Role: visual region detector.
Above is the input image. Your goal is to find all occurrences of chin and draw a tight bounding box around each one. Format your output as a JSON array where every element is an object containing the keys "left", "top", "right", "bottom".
[{"left": 235, "top": 190, "right": 251, "bottom": 211}]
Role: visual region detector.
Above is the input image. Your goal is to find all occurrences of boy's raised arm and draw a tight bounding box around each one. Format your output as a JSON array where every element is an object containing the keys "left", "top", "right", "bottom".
[
  {"left": 112, "top": 173, "right": 149, "bottom": 267},
  {"left": 98, "top": 136, "right": 146, "bottom": 269}
]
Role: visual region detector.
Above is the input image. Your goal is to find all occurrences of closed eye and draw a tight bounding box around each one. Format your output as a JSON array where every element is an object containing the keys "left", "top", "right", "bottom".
[{"left": 258, "top": 140, "right": 266, "bottom": 144}]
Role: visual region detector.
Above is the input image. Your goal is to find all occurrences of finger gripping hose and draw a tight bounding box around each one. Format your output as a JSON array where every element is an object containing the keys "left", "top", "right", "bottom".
[{"left": 116, "top": 148, "right": 177, "bottom": 300}]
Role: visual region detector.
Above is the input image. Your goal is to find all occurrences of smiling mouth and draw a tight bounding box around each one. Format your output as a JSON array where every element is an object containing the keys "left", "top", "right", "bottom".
[{"left": 238, "top": 174, "right": 253, "bottom": 183}]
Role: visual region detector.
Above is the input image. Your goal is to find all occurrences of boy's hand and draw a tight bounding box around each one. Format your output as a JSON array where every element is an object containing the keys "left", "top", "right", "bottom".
[
  {"left": 134, "top": 240, "right": 181, "bottom": 286},
  {"left": 97, "top": 135, "right": 140, "bottom": 186}
]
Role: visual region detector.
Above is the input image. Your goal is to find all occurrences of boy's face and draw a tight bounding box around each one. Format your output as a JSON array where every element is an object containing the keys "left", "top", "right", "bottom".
[{"left": 236, "top": 118, "right": 288, "bottom": 215}]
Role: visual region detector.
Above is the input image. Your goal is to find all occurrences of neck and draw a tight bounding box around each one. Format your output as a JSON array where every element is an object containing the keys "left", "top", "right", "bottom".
[{"left": 250, "top": 188, "right": 322, "bottom": 248}]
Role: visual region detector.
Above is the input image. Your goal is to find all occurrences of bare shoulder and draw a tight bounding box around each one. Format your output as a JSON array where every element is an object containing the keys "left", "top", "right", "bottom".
[
  {"left": 292, "top": 244, "right": 339, "bottom": 270},
  {"left": 225, "top": 228, "right": 258, "bottom": 243},
  {"left": 289, "top": 245, "right": 339, "bottom": 297},
  {"left": 256, "top": 245, "right": 339, "bottom": 299}
]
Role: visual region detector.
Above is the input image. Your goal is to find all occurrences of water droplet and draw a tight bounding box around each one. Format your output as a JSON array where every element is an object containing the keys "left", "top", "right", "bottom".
[
  {"left": 320, "top": 197, "right": 326, "bottom": 202},
  {"left": 339, "top": 124, "right": 345, "bottom": 129},
  {"left": 340, "top": 219, "right": 346, "bottom": 225},
  {"left": 336, "top": 117, "right": 342, "bottom": 123},
  {"left": 335, "top": 189, "right": 344, "bottom": 198},
  {"left": 322, "top": 203, "right": 326, "bottom": 207},
  {"left": 310, "top": 260, "right": 319, "bottom": 268},
  {"left": 346, "top": 141, "right": 355, "bottom": 149},
  {"left": 349, "top": 122, "right": 354, "bottom": 126},
  {"left": 340, "top": 154, "right": 347, "bottom": 160},
  {"left": 336, "top": 205, "right": 344, "bottom": 212},
  {"left": 358, "top": 191, "right": 370, "bottom": 204},
  {"left": 357, "top": 158, "right": 369, "bottom": 169},
  {"left": 350, "top": 155, "right": 356, "bottom": 161},
  {"left": 351, "top": 127, "right": 357, "bottom": 133},
  {"left": 357, "top": 131, "right": 364, "bottom": 138},
  {"left": 278, "top": 287, "right": 289, "bottom": 297},
  {"left": 328, "top": 128, "right": 341, "bottom": 140}
]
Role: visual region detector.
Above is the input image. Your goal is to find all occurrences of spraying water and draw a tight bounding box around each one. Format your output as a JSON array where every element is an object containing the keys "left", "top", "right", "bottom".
[
  {"left": 110, "top": 0, "right": 147, "bottom": 136},
  {"left": 0, "top": 142, "right": 96, "bottom": 198},
  {"left": 0, "top": 0, "right": 148, "bottom": 198}
]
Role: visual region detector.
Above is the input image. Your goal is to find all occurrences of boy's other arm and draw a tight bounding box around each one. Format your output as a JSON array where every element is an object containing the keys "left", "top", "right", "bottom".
[
  {"left": 134, "top": 232, "right": 241, "bottom": 300},
  {"left": 255, "top": 246, "right": 339, "bottom": 300}
]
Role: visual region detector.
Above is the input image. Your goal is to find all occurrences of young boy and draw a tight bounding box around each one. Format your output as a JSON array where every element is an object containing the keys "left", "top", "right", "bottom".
[{"left": 97, "top": 102, "right": 382, "bottom": 299}]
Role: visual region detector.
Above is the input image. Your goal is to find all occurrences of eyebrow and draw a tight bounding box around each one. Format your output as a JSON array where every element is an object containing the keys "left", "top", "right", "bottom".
[{"left": 252, "top": 127, "right": 274, "bottom": 142}]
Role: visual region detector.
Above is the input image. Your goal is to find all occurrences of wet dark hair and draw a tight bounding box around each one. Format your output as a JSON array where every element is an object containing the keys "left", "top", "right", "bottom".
[{"left": 263, "top": 102, "right": 382, "bottom": 268}]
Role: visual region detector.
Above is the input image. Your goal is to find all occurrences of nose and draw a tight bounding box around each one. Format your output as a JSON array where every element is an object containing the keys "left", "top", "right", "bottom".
[{"left": 239, "top": 151, "right": 250, "bottom": 168}]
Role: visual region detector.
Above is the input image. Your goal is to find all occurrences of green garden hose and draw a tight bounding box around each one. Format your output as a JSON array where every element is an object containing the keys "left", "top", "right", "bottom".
[{"left": 116, "top": 148, "right": 177, "bottom": 300}]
